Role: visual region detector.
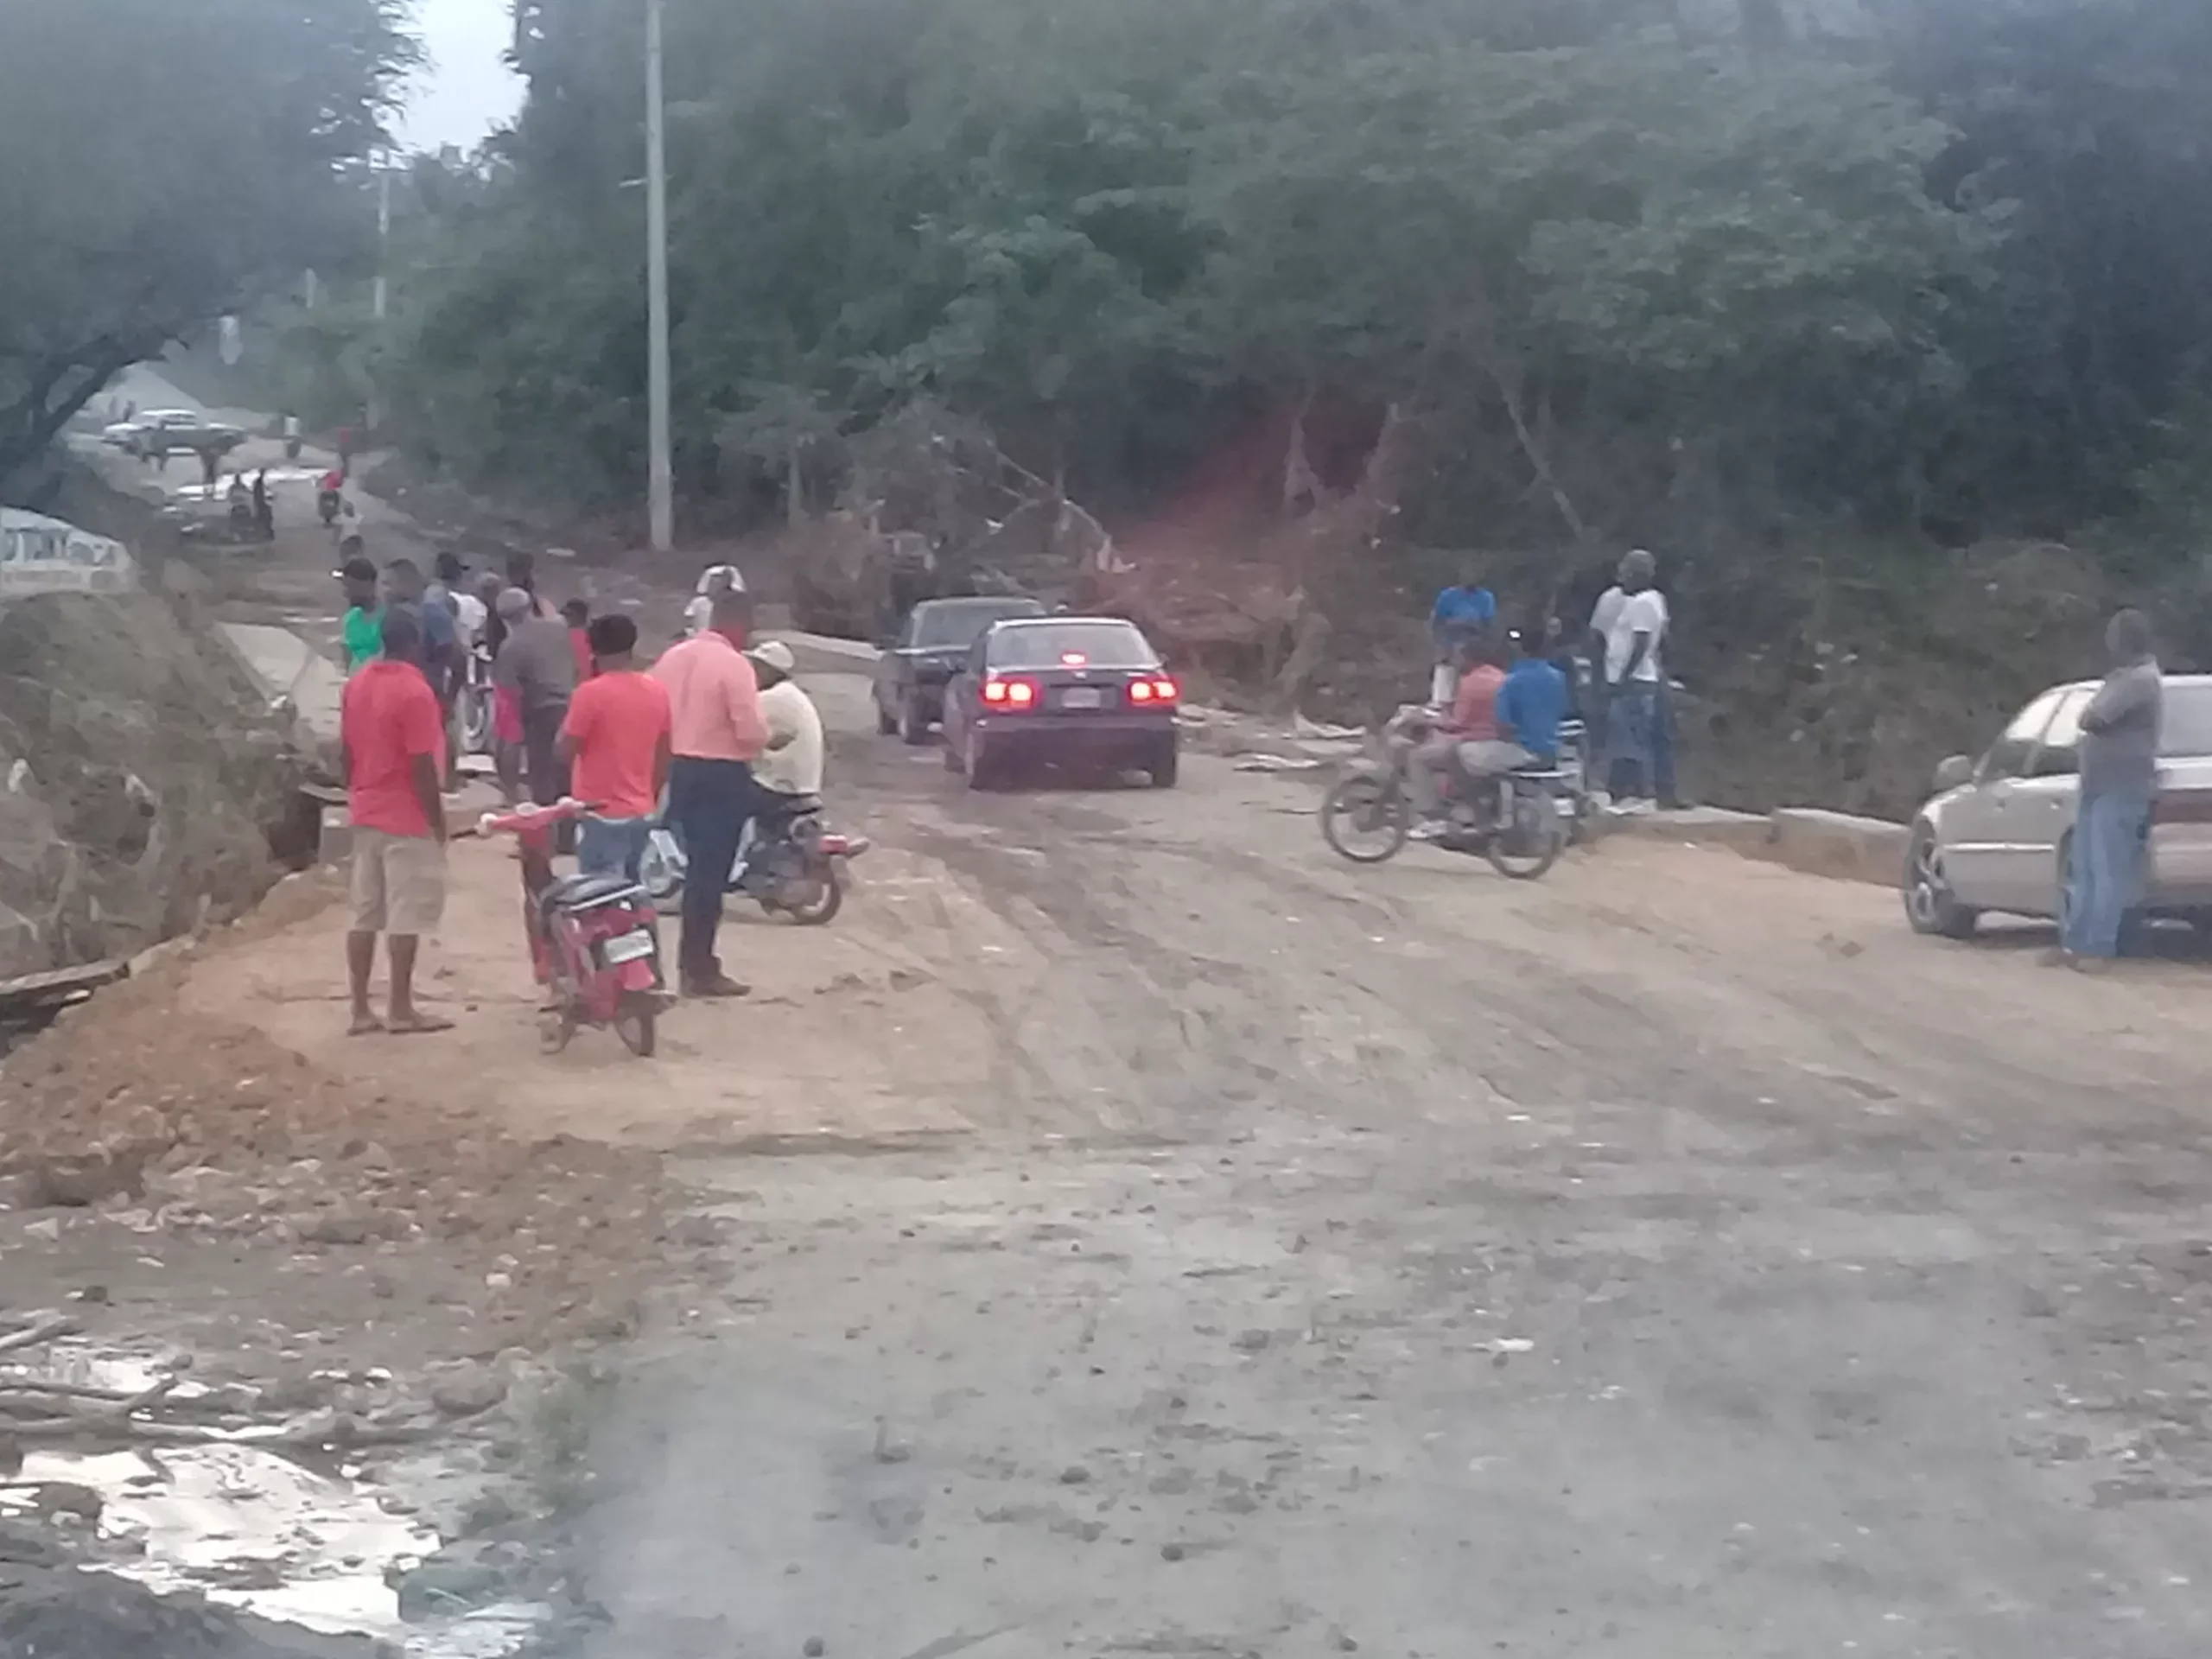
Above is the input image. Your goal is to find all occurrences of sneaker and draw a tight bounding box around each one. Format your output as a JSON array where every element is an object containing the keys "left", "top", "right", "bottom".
[
  {"left": 1408, "top": 821, "right": 1447, "bottom": 842},
  {"left": 1608, "top": 798, "right": 1654, "bottom": 817}
]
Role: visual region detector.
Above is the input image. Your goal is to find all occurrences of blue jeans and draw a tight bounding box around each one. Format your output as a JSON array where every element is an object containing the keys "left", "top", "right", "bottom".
[
  {"left": 1650, "top": 680, "right": 1678, "bottom": 804},
  {"left": 577, "top": 817, "right": 652, "bottom": 882},
  {"left": 1605, "top": 684, "right": 1658, "bottom": 799},
  {"left": 665, "top": 757, "right": 753, "bottom": 983},
  {"left": 2062, "top": 785, "right": 2153, "bottom": 958}
]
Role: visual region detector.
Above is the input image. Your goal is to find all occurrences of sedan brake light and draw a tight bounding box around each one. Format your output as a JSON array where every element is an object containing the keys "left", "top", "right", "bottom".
[
  {"left": 982, "top": 675, "right": 1039, "bottom": 709},
  {"left": 1128, "top": 677, "right": 1179, "bottom": 706}
]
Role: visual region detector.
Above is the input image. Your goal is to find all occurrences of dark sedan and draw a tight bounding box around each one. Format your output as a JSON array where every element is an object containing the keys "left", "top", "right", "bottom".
[
  {"left": 873, "top": 595, "right": 1048, "bottom": 743},
  {"left": 942, "top": 616, "right": 1179, "bottom": 790}
]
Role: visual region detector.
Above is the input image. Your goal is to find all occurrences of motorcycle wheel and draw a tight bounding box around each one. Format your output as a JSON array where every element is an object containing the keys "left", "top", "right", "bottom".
[
  {"left": 613, "top": 993, "right": 658, "bottom": 1058},
  {"left": 1485, "top": 785, "right": 1565, "bottom": 881},
  {"left": 1321, "top": 773, "right": 1409, "bottom": 864},
  {"left": 778, "top": 862, "right": 844, "bottom": 926},
  {"left": 458, "top": 688, "right": 493, "bottom": 755}
]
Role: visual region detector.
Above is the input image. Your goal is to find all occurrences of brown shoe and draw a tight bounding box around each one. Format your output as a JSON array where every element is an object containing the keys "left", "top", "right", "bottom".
[{"left": 681, "top": 972, "right": 751, "bottom": 1000}]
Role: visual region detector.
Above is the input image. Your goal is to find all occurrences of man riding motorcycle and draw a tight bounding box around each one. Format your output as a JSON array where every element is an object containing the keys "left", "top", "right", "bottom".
[
  {"left": 745, "top": 640, "right": 824, "bottom": 874},
  {"left": 1407, "top": 635, "right": 1538, "bottom": 840}
]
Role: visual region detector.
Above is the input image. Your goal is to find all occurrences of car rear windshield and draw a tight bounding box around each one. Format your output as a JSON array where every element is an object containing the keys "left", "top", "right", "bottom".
[
  {"left": 913, "top": 601, "right": 1040, "bottom": 648},
  {"left": 988, "top": 620, "right": 1155, "bottom": 669},
  {"left": 2159, "top": 683, "right": 2212, "bottom": 757}
]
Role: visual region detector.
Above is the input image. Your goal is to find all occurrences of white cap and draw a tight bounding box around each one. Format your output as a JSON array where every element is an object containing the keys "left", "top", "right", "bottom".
[{"left": 749, "top": 639, "right": 795, "bottom": 673}]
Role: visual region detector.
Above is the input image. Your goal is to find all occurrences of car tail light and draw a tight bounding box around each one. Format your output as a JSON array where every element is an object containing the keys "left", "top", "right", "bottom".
[
  {"left": 982, "top": 675, "right": 1039, "bottom": 709},
  {"left": 1128, "top": 677, "right": 1179, "bottom": 706}
]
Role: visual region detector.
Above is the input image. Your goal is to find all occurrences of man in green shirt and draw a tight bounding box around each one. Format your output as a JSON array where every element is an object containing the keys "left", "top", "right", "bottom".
[{"left": 339, "top": 549, "right": 381, "bottom": 674}]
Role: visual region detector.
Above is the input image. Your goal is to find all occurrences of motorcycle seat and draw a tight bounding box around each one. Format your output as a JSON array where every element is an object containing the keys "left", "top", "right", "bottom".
[{"left": 541, "top": 873, "right": 644, "bottom": 911}]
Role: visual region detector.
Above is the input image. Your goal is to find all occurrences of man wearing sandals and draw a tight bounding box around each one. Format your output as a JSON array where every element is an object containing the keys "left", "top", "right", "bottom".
[{"left": 340, "top": 607, "right": 452, "bottom": 1036}]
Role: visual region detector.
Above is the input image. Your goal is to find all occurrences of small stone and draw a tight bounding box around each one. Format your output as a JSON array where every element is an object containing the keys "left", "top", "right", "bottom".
[
  {"left": 1160, "top": 1541, "right": 1185, "bottom": 1562},
  {"left": 1058, "top": 1465, "right": 1092, "bottom": 1486},
  {"left": 1232, "top": 1329, "right": 1271, "bottom": 1352},
  {"left": 72, "top": 1284, "right": 111, "bottom": 1305},
  {"left": 429, "top": 1370, "right": 508, "bottom": 1417},
  {"left": 803, "top": 1640, "right": 826, "bottom": 1657}
]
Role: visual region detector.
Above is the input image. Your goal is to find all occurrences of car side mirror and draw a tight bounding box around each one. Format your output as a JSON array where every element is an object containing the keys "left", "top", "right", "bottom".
[{"left": 1931, "top": 754, "right": 1974, "bottom": 793}]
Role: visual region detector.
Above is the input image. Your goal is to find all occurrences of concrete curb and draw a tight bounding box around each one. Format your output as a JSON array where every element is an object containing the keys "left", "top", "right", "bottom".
[{"left": 1605, "top": 804, "right": 1908, "bottom": 889}]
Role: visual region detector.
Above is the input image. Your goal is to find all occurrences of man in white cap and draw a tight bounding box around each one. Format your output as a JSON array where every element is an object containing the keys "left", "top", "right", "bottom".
[{"left": 747, "top": 639, "right": 824, "bottom": 815}]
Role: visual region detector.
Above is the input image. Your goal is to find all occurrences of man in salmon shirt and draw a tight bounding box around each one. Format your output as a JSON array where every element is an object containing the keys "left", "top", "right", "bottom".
[
  {"left": 339, "top": 608, "right": 452, "bottom": 1036},
  {"left": 560, "top": 613, "right": 671, "bottom": 882},
  {"left": 652, "top": 586, "right": 767, "bottom": 998}
]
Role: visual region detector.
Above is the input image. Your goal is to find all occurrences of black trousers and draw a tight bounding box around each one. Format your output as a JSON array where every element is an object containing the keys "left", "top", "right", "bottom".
[{"left": 666, "top": 756, "right": 754, "bottom": 982}]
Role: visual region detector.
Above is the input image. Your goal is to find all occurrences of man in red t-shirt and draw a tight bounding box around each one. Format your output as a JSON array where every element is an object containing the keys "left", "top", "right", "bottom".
[
  {"left": 560, "top": 613, "right": 671, "bottom": 881},
  {"left": 1408, "top": 636, "right": 1509, "bottom": 835},
  {"left": 340, "top": 608, "right": 451, "bottom": 1035}
]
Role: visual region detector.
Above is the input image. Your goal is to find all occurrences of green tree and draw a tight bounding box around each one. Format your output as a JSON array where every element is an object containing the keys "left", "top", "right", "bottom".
[{"left": 0, "top": 0, "right": 417, "bottom": 489}]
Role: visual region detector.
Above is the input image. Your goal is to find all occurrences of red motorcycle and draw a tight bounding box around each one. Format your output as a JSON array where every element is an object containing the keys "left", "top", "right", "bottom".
[{"left": 479, "top": 800, "right": 664, "bottom": 1057}]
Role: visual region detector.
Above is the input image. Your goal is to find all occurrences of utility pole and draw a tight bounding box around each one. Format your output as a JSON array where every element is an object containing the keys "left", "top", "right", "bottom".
[
  {"left": 645, "top": 0, "right": 674, "bottom": 554},
  {"left": 372, "top": 165, "right": 391, "bottom": 321},
  {"left": 364, "top": 162, "right": 392, "bottom": 433}
]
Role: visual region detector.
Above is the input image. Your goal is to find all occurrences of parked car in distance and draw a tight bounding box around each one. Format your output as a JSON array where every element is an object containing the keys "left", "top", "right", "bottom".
[
  {"left": 1904, "top": 673, "right": 2212, "bottom": 938},
  {"left": 874, "top": 594, "right": 1047, "bottom": 743},
  {"left": 942, "top": 615, "right": 1179, "bottom": 790},
  {"left": 105, "top": 410, "right": 246, "bottom": 461}
]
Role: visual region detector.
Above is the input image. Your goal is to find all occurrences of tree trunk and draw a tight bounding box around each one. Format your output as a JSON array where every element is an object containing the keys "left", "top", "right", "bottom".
[{"left": 1488, "top": 365, "right": 1589, "bottom": 544}]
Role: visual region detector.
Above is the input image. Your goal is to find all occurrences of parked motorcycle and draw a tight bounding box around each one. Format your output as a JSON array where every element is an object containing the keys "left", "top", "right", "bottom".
[
  {"left": 480, "top": 799, "right": 664, "bottom": 1056},
  {"left": 640, "top": 797, "right": 869, "bottom": 925},
  {"left": 1320, "top": 705, "right": 1568, "bottom": 879}
]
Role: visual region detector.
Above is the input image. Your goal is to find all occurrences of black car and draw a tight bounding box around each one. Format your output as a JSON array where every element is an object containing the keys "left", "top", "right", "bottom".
[
  {"left": 874, "top": 595, "right": 1048, "bottom": 743},
  {"left": 942, "top": 616, "right": 1179, "bottom": 790}
]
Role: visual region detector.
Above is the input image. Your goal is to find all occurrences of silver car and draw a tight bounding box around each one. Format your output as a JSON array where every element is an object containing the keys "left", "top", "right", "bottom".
[{"left": 1904, "top": 674, "right": 2212, "bottom": 938}]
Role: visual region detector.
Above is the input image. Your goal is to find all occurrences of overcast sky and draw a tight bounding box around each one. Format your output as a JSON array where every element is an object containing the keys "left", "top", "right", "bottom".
[{"left": 397, "top": 0, "right": 523, "bottom": 153}]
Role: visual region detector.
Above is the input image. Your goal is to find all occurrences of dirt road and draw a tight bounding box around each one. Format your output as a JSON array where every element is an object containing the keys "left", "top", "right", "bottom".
[
  {"left": 26, "top": 406, "right": 2212, "bottom": 1650},
  {"left": 151, "top": 646, "right": 2212, "bottom": 1656}
]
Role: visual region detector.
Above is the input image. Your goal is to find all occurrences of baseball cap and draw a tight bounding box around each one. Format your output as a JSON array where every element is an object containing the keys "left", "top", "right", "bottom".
[{"left": 748, "top": 639, "right": 795, "bottom": 673}]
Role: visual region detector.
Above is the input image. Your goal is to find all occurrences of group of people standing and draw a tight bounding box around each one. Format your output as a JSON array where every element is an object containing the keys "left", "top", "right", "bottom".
[
  {"left": 1418, "top": 546, "right": 1679, "bottom": 830},
  {"left": 336, "top": 550, "right": 824, "bottom": 1029}
]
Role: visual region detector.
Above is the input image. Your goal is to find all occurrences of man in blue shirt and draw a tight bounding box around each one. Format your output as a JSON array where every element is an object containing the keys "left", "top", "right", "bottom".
[
  {"left": 1429, "top": 576, "right": 1497, "bottom": 705},
  {"left": 1496, "top": 629, "right": 1569, "bottom": 766}
]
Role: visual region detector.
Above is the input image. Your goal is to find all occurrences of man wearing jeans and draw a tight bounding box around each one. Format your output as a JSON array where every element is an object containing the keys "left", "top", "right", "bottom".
[
  {"left": 2056, "top": 608, "right": 2163, "bottom": 972},
  {"left": 652, "top": 586, "right": 767, "bottom": 998},
  {"left": 561, "top": 614, "right": 671, "bottom": 880}
]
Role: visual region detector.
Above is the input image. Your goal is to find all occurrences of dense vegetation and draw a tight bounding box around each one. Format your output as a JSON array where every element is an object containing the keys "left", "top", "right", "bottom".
[
  {"left": 0, "top": 0, "right": 416, "bottom": 490},
  {"left": 369, "top": 0, "right": 2212, "bottom": 568}
]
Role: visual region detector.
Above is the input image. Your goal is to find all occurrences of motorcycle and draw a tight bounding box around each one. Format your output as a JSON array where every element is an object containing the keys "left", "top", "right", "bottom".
[
  {"left": 639, "top": 796, "right": 869, "bottom": 925},
  {"left": 1320, "top": 705, "right": 1569, "bottom": 880},
  {"left": 479, "top": 799, "right": 664, "bottom": 1056},
  {"left": 317, "top": 488, "right": 342, "bottom": 529}
]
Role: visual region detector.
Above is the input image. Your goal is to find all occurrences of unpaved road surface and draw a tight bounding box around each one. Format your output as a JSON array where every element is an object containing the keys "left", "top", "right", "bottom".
[{"left": 168, "top": 659, "right": 2212, "bottom": 1656}]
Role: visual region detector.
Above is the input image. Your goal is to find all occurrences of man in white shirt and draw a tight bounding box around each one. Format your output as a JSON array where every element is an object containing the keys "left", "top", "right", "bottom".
[
  {"left": 747, "top": 640, "right": 824, "bottom": 802},
  {"left": 683, "top": 564, "right": 747, "bottom": 637},
  {"left": 1592, "top": 548, "right": 1669, "bottom": 812}
]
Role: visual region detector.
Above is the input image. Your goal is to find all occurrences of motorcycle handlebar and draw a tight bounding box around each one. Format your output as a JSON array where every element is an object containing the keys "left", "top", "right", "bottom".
[{"left": 476, "top": 798, "right": 604, "bottom": 838}]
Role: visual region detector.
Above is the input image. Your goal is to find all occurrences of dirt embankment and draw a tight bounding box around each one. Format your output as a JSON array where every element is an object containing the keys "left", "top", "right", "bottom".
[{"left": 0, "top": 588, "right": 307, "bottom": 981}]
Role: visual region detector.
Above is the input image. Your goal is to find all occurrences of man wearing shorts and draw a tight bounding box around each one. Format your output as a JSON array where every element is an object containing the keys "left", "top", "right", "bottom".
[{"left": 340, "top": 608, "right": 451, "bottom": 1036}]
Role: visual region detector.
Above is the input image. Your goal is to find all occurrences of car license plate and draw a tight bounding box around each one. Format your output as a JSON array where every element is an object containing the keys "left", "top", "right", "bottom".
[
  {"left": 1059, "top": 687, "right": 1103, "bottom": 709},
  {"left": 601, "top": 929, "right": 656, "bottom": 965}
]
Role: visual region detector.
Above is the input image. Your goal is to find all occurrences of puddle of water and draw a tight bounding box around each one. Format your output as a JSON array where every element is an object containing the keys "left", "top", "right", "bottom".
[
  {"left": 0, "top": 1344, "right": 542, "bottom": 1655},
  {"left": 8, "top": 1442, "right": 436, "bottom": 1635}
]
